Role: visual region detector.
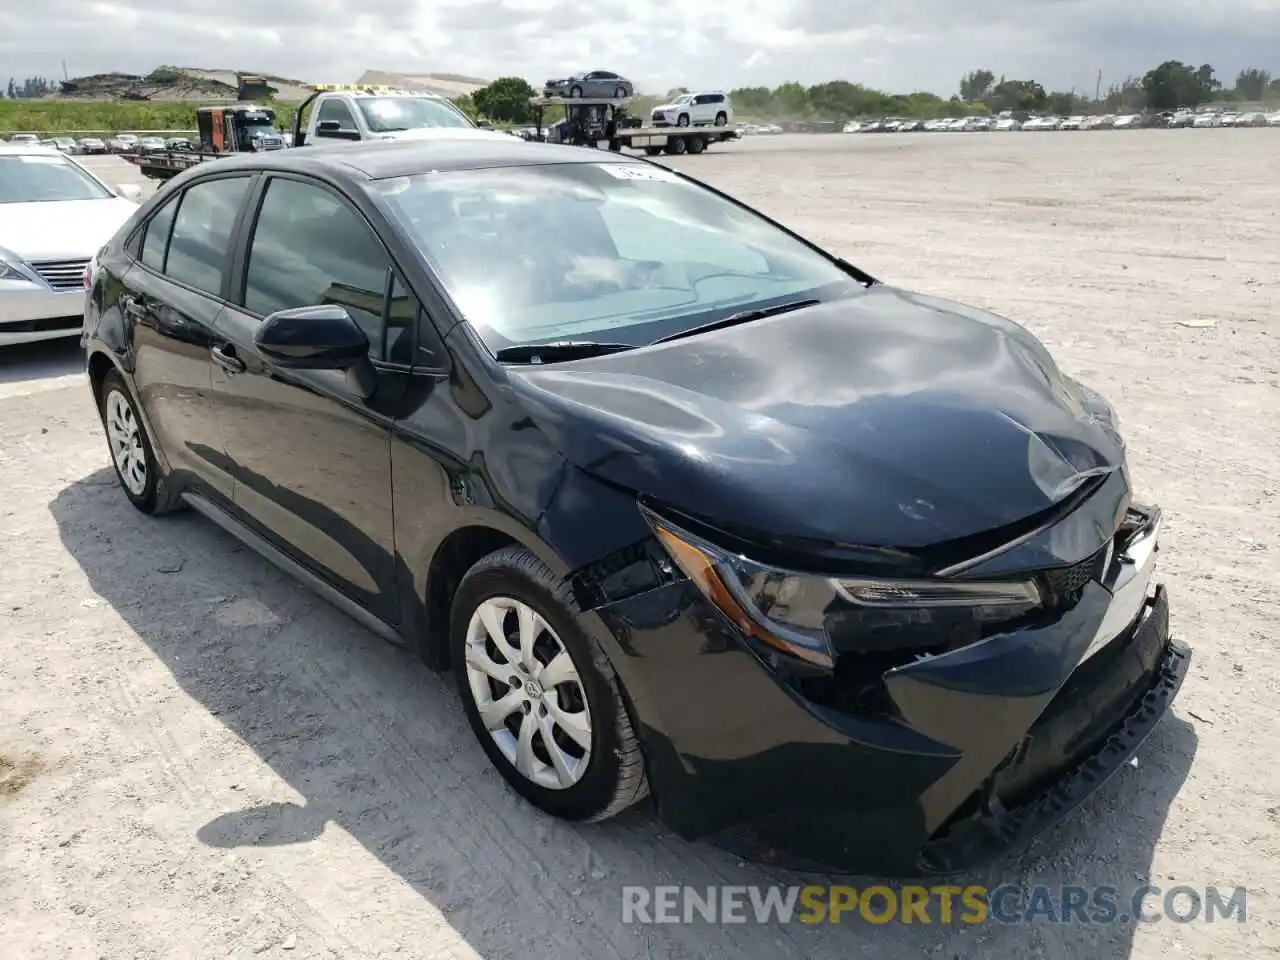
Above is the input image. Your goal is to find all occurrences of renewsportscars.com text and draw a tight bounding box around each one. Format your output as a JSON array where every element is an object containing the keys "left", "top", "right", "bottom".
[{"left": 621, "top": 884, "right": 1248, "bottom": 926}]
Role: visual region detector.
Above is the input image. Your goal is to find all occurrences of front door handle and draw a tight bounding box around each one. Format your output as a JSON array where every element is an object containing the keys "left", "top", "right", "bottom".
[{"left": 211, "top": 343, "right": 246, "bottom": 375}]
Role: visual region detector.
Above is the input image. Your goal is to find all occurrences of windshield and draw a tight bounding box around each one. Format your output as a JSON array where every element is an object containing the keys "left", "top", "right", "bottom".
[
  {"left": 0, "top": 154, "right": 112, "bottom": 203},
  {"left": 372, "top": 161, "right": 862, "bottom": 351},
  {"left": 357, "top": 96, "right": 473, "bottom": 133}
]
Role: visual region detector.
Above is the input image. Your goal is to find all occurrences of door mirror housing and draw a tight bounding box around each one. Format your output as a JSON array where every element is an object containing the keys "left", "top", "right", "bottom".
[
  {"left": 115, "top": 182, "right": 142, "bottom": 202},
  {"left": 254, "top": 305, "right": 369, "bottom": 370}
]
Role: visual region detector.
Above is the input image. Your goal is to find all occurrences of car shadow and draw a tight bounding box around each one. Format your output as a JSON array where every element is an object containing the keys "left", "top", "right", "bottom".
[
  {"left": 50, "top": 468, "right": 1197, "bottom": 959},
  {"left": 0, "top": 339, "right": 84, "bottom": 391}
]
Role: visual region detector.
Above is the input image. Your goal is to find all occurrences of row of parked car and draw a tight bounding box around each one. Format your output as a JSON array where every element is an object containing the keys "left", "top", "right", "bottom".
[
  {"left": 844, "top": 109, "right": 1280, "bottom": 134},
  {"left": 4, "top": 131, "right": 198, "bottom": 154}
]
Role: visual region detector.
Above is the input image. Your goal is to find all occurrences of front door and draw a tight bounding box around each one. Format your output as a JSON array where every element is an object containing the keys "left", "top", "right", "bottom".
[{"left": 208, "top": 174, "right": 413, "bottom": 624}]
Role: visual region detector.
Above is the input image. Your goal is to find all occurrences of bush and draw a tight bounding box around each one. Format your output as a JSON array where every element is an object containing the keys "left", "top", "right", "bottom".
[{"left": 0, "top": 100, "right": 218, "bottom": 134}]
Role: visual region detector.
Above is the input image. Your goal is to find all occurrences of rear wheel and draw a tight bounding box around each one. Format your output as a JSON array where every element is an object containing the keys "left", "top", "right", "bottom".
[
  {"left": 614, "top": 86, "right": 627, "bottom": 99},
  {"left": 665, "top": 137, "right": 687, "bottom": 155},
  {"left": 644, "top": 146, "right": 663, "bottom": 156},
  {"left": 686, "top": 135, "right": 706, "bottom": 154},
  {"left": 451, "top": 546, "right": 648, "bottom": 822},
  {"left": 97, "top": 368, "right": 180, "bottom": 515},
  {"left": 569, "top": 85, "right": 583, "bottom": 98},
  {"left": 714, "top": 112, "right": 727, "bottom": 126}
]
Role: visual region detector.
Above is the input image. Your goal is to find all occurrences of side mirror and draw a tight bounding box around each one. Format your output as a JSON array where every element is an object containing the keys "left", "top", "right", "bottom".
[
  {"left": 115, "top": 183, "right": 142, "bottom": 202},
  {"left": 254, "top": 305, "right": 369, "bottom": 370}
]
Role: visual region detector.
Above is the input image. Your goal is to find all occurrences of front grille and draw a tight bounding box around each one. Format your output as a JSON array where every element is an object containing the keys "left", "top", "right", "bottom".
[
  {"left": 32, "top": 258, "right": 90, "bottom": 291},
  {"left": 1040, "top": 545, "right": 1109, "bottom": 607}
]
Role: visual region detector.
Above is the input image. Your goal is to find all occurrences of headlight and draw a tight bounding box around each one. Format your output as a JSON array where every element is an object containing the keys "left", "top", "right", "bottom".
[
  {"left": 0, "top": 250, "right": 34, "bottom": 283},
  {"left": 644, "top": 509, "right": 1042, "bottom": 671}
]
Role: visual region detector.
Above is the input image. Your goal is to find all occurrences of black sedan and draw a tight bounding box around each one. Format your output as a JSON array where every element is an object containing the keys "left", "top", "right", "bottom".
[{"left": 81, "top": 133, "right": 1189, "bottom": 876}]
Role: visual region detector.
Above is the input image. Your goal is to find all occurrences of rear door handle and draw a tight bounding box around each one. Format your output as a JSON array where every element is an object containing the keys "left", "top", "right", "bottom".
[{"left": 210, "top": 343, "right": 246, "bottom": 375}]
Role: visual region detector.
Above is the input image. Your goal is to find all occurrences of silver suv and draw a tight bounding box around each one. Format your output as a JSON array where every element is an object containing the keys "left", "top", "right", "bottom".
[{"left": 650, "top": 91, "right": 733, "bottom": 128}]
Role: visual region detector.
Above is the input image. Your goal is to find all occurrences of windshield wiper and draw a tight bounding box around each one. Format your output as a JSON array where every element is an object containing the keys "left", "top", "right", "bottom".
[
  {"left": 649, "top": 298, "right": 822, "bottom": 346},
  {"left": 493, "top": 340, "right": 637, "bottom": 364}
]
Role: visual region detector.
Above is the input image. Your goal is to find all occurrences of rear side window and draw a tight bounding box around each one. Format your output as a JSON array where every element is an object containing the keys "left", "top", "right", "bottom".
[
  {"left": 165, "top": 176, "right": 252, "bottom": 297},
  {"left": 140, "top": 196, "right": 179, "bottom": 271},
  {"left": 241, "top": 176, "right": 392, "bottom": 359},
  {"left": 316, "top": 98, "right": 358, "bottom": 133}
]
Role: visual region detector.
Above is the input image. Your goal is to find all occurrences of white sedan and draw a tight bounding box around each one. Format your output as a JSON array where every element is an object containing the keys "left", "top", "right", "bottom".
[{"left": 0, "top": 145, "right": 142, "bottom": 347}]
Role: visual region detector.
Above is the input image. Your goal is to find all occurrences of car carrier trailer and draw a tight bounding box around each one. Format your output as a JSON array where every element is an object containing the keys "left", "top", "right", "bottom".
[
  {"left": 526, "top": 96, "right": 737, "bottom": 155},
  {"left": 120, "top": 104, "right": 287, "bottom": 181}
]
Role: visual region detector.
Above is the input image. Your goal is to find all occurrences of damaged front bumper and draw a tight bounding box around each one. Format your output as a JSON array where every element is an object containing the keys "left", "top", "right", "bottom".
[{"left": 585, "top": 503, "right": 1189, "bottom": 877}]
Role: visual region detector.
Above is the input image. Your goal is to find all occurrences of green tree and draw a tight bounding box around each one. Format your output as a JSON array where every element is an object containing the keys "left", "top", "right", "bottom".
[
  {"left": 770, "top": 82, "right": 811, "bottom": 116},
  {"left": 986, "top": 78, "right": 1047, "bottom": 112},
  {"left": 727, "top": 86, "right": 773, "bottom": 115},
  {"left": 1234, "top": 68, "right": 1272, "bottom": 101},
  {"left": 1141, "top": 60, "right": 1219, "bottom": 109},
  {"left": 472, "top": 76, "right": 536, "bottom": 124},
  {"left": 666, "top": 87, "right": 689, "bottom": 98},
  {"left": 959, "top": 69, "right": 995, "bottom": 102},
  {"left": 450, "top": 94, "right": 477, "bottom": 119}
]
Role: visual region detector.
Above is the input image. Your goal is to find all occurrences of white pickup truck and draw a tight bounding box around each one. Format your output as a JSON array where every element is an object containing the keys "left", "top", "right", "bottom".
[{"left": 292, "top": 86, "right": 493, "bottom": 146}]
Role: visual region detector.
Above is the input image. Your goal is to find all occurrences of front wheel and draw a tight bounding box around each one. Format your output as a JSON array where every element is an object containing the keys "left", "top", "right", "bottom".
[
  {"left": 451, "top": 546, "right": 649, "bottom": 822},
  {"left": 614, "top": 86, "right": 627, "bottom": 99},
  {"left": 568, "top": 85, "right": 583, "bottom": 98},
  {"left": 676, "top": 113, "right": 691, "bottom": 128}
]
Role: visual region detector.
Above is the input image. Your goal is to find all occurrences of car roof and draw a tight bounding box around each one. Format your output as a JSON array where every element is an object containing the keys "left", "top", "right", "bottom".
[
  {"left": 183, "top": 132, "right": 649, "bottom": 182},
  {"left": 0, "top": 143, "right": 65, "bottom": 155}
]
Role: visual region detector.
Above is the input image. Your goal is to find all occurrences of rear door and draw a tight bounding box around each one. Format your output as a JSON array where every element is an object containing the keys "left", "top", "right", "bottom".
[
  {"left": 207, "top": 173, "right": 414, "bottom": 623},
  {"left": 113, "top": 173, "right": 255, "bottom": 500}
]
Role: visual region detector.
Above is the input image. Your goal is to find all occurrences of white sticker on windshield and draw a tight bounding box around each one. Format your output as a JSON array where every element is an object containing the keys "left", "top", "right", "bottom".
[
  {"left": 19, "top": 154, "right": 64, "bottom": 164},
  {"left": 595, "top": 163, "right": 679, "bottom": 182}
]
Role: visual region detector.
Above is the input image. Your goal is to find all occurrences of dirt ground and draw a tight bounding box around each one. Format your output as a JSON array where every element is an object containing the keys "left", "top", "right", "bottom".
[{"left": 1, "top": 132, "right": 1277, "bottom": 959}]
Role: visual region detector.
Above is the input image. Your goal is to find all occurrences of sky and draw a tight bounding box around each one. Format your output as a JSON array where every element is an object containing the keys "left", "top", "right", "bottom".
[{"left": 2, "top": 0, "right": 1276, "bottom": 98}]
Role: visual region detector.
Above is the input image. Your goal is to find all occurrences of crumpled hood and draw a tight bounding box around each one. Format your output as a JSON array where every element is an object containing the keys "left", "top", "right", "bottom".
[
  {"left": 0, "top": 198, "right": 137, "bottom": 262},
  {"left": 508, "top": 286, "right": 1125, "bottom": 551}
]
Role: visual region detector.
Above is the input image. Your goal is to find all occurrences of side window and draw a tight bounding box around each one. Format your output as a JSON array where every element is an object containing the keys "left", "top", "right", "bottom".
[
  {"left": 139, "top": 194, "right": 179, "bottom": 272},
  {"left": 316, "top": 98, "right": 358, "bottom": 133},
  {"left": 165, "top": 176, "right": 252, "bottom": 297},
  {"left": 242, "top": 177, "right": 391, "bottom": 360}
]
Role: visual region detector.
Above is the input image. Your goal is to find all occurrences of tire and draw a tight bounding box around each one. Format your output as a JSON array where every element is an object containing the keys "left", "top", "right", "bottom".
[
  {"left": 450, "top": 546, "right": 649, "bottom": 822},
  {"left": 644, "top": 146, "right": 663, "bottom": 156},
  {"left": 614, "top": 86, "right": 627, "bottom": 99},
  {"left": 665, "top": 137, "right": 687, "bottom": 155},
  {"left": 687, "top": 135, "right": 706, "bottom": 154},
  {"left": 569, "top": 85, "right": 583, "bottom": 98},
  {"left": 676, "top": 113, "right": 690, "bottom": 128},
  {"left": 714, "top": 112, "right": 727, "bottom": 126},
  {"left": 97, "top": 368, "right": 181, "bottom": 515}
]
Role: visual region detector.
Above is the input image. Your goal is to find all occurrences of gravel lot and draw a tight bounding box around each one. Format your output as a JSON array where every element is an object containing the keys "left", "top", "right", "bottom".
[{"left": 2, "top": 133, "right": 1277, "bottom": 959}]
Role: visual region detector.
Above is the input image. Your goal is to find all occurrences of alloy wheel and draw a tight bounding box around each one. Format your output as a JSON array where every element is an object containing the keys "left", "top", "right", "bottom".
[
  {"left": 105, "top": 389, "right": 147, "bottom": 496},
  {"left": 463, "top": 597, "right": 593, "bottom": 790}
]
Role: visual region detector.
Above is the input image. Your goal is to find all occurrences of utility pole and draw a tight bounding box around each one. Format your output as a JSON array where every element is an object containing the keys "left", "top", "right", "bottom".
[
  {"left": 1095, "top": 70, "right": 1103, "bottom": 103},
  {"left": 62, "top": 60, "right": 69, "bottom": 82}
]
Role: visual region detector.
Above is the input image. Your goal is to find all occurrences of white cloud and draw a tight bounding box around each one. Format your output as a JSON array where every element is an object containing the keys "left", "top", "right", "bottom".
[{"left": 0, "top": 0, "right": 1274, "bottom": 97}]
